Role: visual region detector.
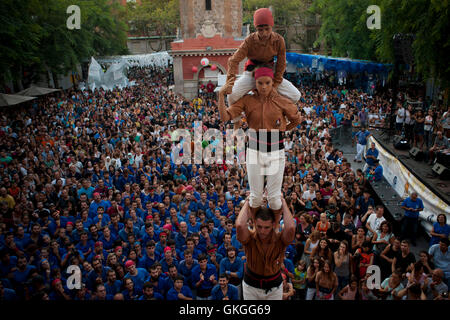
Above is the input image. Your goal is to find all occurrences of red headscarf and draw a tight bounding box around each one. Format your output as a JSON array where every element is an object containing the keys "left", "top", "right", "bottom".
[
  {"left": 254, "top": 67, "right": 274, "bottom": 80},
  {"left": 253, "top": 8, "right": 274, "bottom": 27}
]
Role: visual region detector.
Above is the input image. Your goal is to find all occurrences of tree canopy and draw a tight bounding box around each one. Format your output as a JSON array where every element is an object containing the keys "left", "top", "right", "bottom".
[
  {"left": 310, "top": 0, "right": 450, "bottom": 88},
  {"left": 126, "top": 0, "right": 179, "bottom": 38},
  {"left": 0, "top": 0, "right": 129, "bottom": 89}
]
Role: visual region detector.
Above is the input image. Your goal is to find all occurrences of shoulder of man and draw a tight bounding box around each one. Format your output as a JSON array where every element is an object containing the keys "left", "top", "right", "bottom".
[{"left": 271, "top": 32, "right": 285, "bottom": 43}]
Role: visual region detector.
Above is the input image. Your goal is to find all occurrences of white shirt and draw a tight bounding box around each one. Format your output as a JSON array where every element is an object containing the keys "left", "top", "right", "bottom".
[
  {"left": 396, "top": 108, "right": 405, "bottom": 123},
  {"left": 284, "top": 140, "right": 294, "bottom": 151},
  {"left": 302, "top": 190, "right": 316, "bottom": 201},
  {"left": 424, "top": 115, "right": 433, "bottom": 131},
  {"left": 303, "top": 106, "right": 313, "bottom": 115},
  {"left": 367, "top": 214, "right": 386, "bottom": 237}
]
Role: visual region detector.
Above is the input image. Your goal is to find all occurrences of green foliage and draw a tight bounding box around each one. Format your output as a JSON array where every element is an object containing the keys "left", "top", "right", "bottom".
[
  {"left": 0, "top": 0, "right": 129, "bottom": 87},
  {"left": 127, "top": 0, "right": 179, "bottom": 37},
  {"left": 242, "top": 0, "right": 311, "bottom": 48},
  {"left": 311, "top": 0, "right": 450, "bottom": 88}
]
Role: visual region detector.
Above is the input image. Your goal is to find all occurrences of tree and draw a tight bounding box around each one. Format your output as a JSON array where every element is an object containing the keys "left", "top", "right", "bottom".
[
  {"left": 310, "top": 0, "right": 377, "bottom": 60},
  {"left": 242, "top": 0, "right": 312, "bottom": 50},
  {"left": 0, "top": 0, "right": 42, "bottom": 88},
  {"left": 127, "top": 0, "right": 179, "bottom": 39},
  {"left": 0, "top": 0, "right": 129, "bottom": 89},
  {"left": 311, "top": 0, "right": 450, "bottom": 91}
]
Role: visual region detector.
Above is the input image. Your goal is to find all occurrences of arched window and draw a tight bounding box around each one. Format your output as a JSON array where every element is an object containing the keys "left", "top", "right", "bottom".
[{"left": 205, "top": 0, "right": 211, "bottom": 11}]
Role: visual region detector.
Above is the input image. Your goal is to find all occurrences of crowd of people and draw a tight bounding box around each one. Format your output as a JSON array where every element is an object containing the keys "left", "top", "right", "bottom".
[{"left": 0, "top": 66, "right": 449, "bottom": 301}]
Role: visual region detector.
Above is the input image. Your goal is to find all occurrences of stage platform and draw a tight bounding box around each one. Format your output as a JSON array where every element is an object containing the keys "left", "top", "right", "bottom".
[{"left": 371, "top": 130, "right": 450, "bottom": 205}]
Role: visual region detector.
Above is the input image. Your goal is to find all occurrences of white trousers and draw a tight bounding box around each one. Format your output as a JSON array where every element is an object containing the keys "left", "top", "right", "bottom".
[
  {"left": 305, "top": 288, "right": 316, "bottom": 300},
  {"left": 242, "top": 281, "right": 283, "bottom": 300},
  {"left": 246, "top": 148, "right": 285, "bottom": 211},
  {"left": 227, "top": 71, "right": 301, "bottom": 105},
  {"left": 355, "top": 143, "right": 365, "bottom": 161}
]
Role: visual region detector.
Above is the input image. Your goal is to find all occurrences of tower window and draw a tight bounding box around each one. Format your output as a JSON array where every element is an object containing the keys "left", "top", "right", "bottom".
[{"left": 205, "top": 0, "right": 211, "bottom": 10}]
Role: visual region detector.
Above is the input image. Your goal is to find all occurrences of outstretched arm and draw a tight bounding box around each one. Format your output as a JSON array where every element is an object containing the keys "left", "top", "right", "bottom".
[
  {"left": 224, "top": 39, "right": 250, "bottom": 92},
  {"left": 280, "top": 198, "right": 295, "bottom": 245},
  {"left": 236, "top": 198, "right": 251, "bottom": 244},
  {"left": 218, "top": 89, "right": 244, "bottom": 124},
  {"left": 218, "top": 89, "right": 231, "bottom": 122}
]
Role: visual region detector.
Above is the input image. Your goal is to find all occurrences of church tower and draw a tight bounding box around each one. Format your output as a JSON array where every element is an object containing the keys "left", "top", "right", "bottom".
[{"left": 170, "top": 0, "right": 245, "bottom": 100}]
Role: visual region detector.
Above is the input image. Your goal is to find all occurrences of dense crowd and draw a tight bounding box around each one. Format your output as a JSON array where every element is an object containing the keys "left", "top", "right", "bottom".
[{"left": 0, "top": 66, "right": 448, "bottom": 301}]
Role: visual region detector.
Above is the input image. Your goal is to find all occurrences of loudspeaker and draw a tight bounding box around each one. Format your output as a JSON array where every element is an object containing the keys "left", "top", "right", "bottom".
[
  {"left": 432, "top": 163, "right": 450, "bottom": 180},
  {"left": 409, "top": 147, "right": 423, "bottom": 161},
  {"left": 393, "top": 135, "right": 410, "bottom": 150}
]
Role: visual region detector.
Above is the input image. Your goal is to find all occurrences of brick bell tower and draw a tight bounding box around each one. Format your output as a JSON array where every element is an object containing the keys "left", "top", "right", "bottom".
[{"left": 170, "top": 0, "right": 245, "bottom": 100}]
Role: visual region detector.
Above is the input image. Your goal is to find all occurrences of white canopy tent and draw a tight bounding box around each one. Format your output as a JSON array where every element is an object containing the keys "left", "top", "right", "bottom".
[
  {"left": 17, "top": 86, "right": 61, "bottom": 96},
  {"left": 0, "top": 94, "right": 37, "bottom": 107}
]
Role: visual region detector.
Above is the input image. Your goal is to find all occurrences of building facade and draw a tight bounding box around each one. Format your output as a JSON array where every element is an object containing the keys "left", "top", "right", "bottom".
[{"left": 170, "top": 0, "right": 245, "bottom": 100}]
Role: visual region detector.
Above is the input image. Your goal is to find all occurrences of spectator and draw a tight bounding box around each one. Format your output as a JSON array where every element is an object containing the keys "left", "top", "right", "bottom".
[
  {"left": 337, "top": 275, "right": 358, "bottom": 300},
  {"left": 139, "top": 281, "right": 164, "bottom": 300},
  {"left": 423, "top": 269, "right": 448, "bottom": 300},
  {"left": 365, "top": 142, "right": 379, "bottom": 168},
  {"left": 428, "top": 131, "right": 449, "bottom": 164},
  {"left": 429, "top": 214, "right": 450, "bottom": 247},
  {"left": 305, "top": 258, "right": 321, "bottom": 300},
  {"left": 354, "top": 126, "right": 371, "bottom": 163},
  {"left": 393, "top": 240, "right": 416, "bottom": 277},
  {"left": 315, "top": 259, "right": 338, "bottom": 300},
  {"left": 361, "top": 205, "right": 386, "bottom": 239},
  {"left": 211, "top": 273, "right": 239, "bottom": 300},
  {"left": 191, "top": 254, "right": 217, "bottom": 300},
  {"left": 400, "top": 192, "right": 424, "bottom": 246},
  {"left": 428, "top": 238, "right": 450, "bottom": 288},
  {"left": 379, "top": 270, "right": 404, "bottom": 300},
  {"left": 166, "top": 275, "right": 193, "bottom": 300}
]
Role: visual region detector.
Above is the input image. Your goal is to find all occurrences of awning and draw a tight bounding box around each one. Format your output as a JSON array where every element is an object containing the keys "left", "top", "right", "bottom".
[
  {"left": 0, "top": 94, "right": 37, "bottom": 107},
  {"left": 17, "top": 86, "right": 61, "bottom": 96}
]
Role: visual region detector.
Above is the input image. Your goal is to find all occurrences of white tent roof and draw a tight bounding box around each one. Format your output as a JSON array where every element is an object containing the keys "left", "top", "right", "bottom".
[
  {"left": 17, "top": 86, "right": 61, "bottom": 96},
  {"left": 0, "top": 94, "right": 37, "bottom": 107}
]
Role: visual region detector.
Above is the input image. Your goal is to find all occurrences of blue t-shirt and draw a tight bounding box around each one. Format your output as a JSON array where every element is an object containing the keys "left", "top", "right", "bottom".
[
  {"left": 211, "top": 284, "right": 239, "bottom": 300},
  {"left": 77, "top": 187, "right": 95, "bottom": 199},
  {"left": 124, "top": 268, "right": 150, "bottom": 291},
  {"left": 430, "top": 222, "right": 450, "bottom": 246},
  {"left": 429, "top": 244, "right": 450, "bottom": 279},
  {"left": 373, "top": 165, "right": 383, "bottom": 181},
  {"left": 219, "top": 258, "right": 243, "bottom": 281},
  {"left": 166, "top": 285, "right": 193, "bottom": 300},
  {"left": 356, "top": 130, "right": 371, "bottom": 145},
  {"left": 191, "top": 264, "right": 218, "bottom": 291},
  {"left": 401, "top": 197, "right": 424, "bottom": 219},
  {"left": 365, "top": 148, "right": 379, "bottom": 166}
]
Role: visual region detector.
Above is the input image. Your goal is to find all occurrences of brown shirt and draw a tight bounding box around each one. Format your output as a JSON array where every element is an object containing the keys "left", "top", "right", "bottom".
[
  {"left": 241, "top": 228, "right": 289, "bottom": 276},
  {"left": 226, "top": 32, "right": 286, "bottom": 87},
  {"left": 225, "top": 89, "right": 302, "bottom": 131}
]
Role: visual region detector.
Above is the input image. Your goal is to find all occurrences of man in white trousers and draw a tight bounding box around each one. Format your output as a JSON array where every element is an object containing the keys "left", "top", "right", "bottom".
[
  {"left": 218, "top": 67, "right": 302, "bottom": 226},
  {"left": 236, "top": 198, "right": 295, "bottom": 300},
  {"left": 354, "top": 126, "right": 371, "bottom": 163}
]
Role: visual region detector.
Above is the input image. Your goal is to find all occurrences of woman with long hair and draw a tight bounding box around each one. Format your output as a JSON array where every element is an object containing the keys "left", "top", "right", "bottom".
[
  {"left": 315, "top": 259, "right": 338, "bottom": 300},
  {"left": 303, "top": 230, "right": 320, "bottom": 266},
  {"left": 429, "top": 213, "right": 450, "bottom": 247},
  {"left": 305, "top": 258, "right": 321, "bottom": 300},
  {"left": 311, "top": 237, "right": 333, "bottom": 263},
  {"left": 334, "top": 240, "right": 352, "bottom": 292},
  {"left": 294, "top": 213, "right": 314, "bottom": 263},
  {"left": 372, "top": 221, "right": 393, "bottom": 264}
]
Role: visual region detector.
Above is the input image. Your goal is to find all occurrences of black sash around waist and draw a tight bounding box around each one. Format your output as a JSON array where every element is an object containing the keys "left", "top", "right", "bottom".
[
  {"left": 247, "top": 130, "right": 285, "bottom": 152},
  {"left": 243, "top": 266, "right": 282, "bottom": 291}
]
